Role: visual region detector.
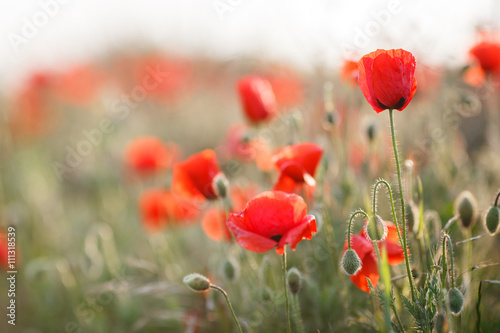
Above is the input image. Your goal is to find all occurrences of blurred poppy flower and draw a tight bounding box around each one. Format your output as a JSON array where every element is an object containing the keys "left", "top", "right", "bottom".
[
  {"left": 9, "top": 72, "right": 57, "bottom": 137},
  {"left": 202, "top": 208, "right": 232, "bottom": 242},
  {"left": 227, "top": 191, "right": 317, "bottom": 255},
  {"left": 358, "top": 49, "right": 417, "bottom": 113},
  {"left": 139, "top": 188, "right": 200, "bottom": 231},
  {"left": 343, "top": 222, "right": 405, "bottom": 292},
  {"left": 172, "top": 149, "right": 223, "bottom": 200},
  {"left": 53, "top": 64, "right": 106, "bottom": 107},
  {"left": 340, "top": 60, "right": 359, "bottom": 86},
  {"left": 465, "top": 33, "right": 500, "bottom": 86},
  {"left": 272, "top": 143, "right": 323, "bottom": 194},
  {"left": 237, "top": 75, "right": 277, "bottom": 123},
  {"left": 219, "top": 124, "right": 254, "bottom": 161},
  {"left": 125, "top": 137, "right": 179, "bottom": 176},
  {"left": 230, "top": 183, "right": 259, "bottom": 212},
  {"left": 267, "top": 66, "right": 304, "bottom": 109},
  {"left": 0, "top": 231, "right": 11, "bottom": 270}
]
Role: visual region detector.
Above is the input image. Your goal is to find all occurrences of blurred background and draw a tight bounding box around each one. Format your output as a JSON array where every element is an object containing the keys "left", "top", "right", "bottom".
[{"left": 1, "top": 0, "right": 500, "bottom": 332}]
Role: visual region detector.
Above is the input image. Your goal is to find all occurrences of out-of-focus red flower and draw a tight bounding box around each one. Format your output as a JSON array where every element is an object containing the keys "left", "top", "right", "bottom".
[
  {"left": 0, "top": 231, "right": 11, "bottom": 270},
  {"left": 139, "top": 188, "right": 200, "bottom": 231},
  {"left": 343, "top": 222, "right": 405, "bottom": 292},
  {"left": 465, "top": 33, "right": 500, "bottom": 86},
  {"left": 125, "top": 137, "right": 179, "bottom": 176},
  {"left": 230, "top": 183, "right": 259, "bottom": 212},
  {"left": 272, "top": 143, "right": 323, "bottom": 194},
  {"left": 358, "top": 49, "right": 417, "bottom": 113},
  {"left": 9, "top": 72, "right": 57, "bottom": 137},
  {"left": 53, "top": 64, "right": 106, "bottom": 107},
  {"left": 219, "top": 124, "right": 254, "bottom": 161},
  {"left": 172, "top": 149, "right": 223, "bottom": 200},
  {"left": 463, "top": 65, "right": 487, "bottom": 87},
  {"left": 227, "top": 191, "right": 317, "bottom": 255},
  {"left": 201, "top": 208, "right": 232, "bottom": 242},
  {"left": 237, "top": 76, "right": 277, "bottom": 123},
  {"left": 340, "top": 60, "right": 359, "bottom": 86},
  {"left": 267, "top": 67, "right": 304, "bottom": 109}
]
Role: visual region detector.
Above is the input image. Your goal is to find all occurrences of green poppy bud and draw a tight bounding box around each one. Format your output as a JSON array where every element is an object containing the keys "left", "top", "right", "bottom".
[
  {"left": 484, "top": 206, "right": 500, "bottom": 235},
  {"left": 341, "top": 249, "right": 362, "bottom": 275},
  {"left": 365, "top": 215, "right": 387, "bottom": 241},
  {"left": 448, "top": 288, "right": 464, "bottom": 315},
  {"left": 221, "top": 257, "right": 240, "bottom": 282},
  {"left": 183, "top": 273, "right": 211, "bottom": 293},
  {"left": 455, "top": 191, "right": 478, "bottom": 229},
  {"left": 287, "top": 267, "right": 303, "bottom": 294},
  {"left": 212, "top": 173, "right": 229, "bottom": 199}
]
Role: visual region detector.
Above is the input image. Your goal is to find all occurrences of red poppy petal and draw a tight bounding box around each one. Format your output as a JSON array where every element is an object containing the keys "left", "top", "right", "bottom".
[
  {"left": 358, "top": 53, "right": 386, "bottom": 113},
  {"left": 226, "top": 212, "right": 278, "bottom": 252},
  {"left": 273, "top": 174, "right": 300, "bottom": 193},
  {"left": 277, "top": 214, "right": 317, "bottom": 254},
  {"left": 351, "top": 250, "right": 379, "bottom": 293},
  {"left": 202, "top": 208, "right": 231, "bottom": 242}
]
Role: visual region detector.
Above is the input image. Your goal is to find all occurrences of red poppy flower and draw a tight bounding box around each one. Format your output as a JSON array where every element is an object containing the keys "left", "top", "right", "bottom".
[
  {"left": 237, "top": 76, "right": 277, "bottom": 123},
  {"left": 172, "top": 149, "right": 223, "bottom": 200},
  {"left": 219, "top": 124, "right": 254, "bottom": 161},
  {"left": 358, "top": 49, "right": 417, "bottom": 113},
  {"left": 125, "top": 137, "right": 179, "bottom": 176},
  {"left": 227, "top": 191, "right": 317, "bottom": 255},
  {"left": 272, "top": 143, "right": 323, "bottom": 194},
  {"left": 53, "top": 64, "right": 106, "bottom": 107},
  {"left": 139, "top": 188, "right": 200, "bottom": 231},
  {"left": 0, "top": 231, "right": 11, "bottom": 270},
  {"left": 266, "top": 67, "right": 304, "bottom": 109},
  {"left": 202, "top": 208, "right": 232, "bottom": 242},
  {"left": 469, "top": 40, "right": 500, "bottom": 74},
  {"left": 340, "top": 59, "right": 359, "bottom": 86},
  {"left": 343, "top": 222, "right": 405, "bottom": 292}
]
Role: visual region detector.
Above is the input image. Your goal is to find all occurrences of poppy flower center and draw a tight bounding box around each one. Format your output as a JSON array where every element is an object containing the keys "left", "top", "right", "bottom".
[{"left": 270, "top": 234, "right": 282, "bottom": 242}]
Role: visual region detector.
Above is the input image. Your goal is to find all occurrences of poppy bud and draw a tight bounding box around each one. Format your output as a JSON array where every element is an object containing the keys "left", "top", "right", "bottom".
[
  {"left": 221, "top": 258, "right": 240, "bottom": 282},
  {"left": 366, "top": 121, "right": 378, "bottom": 143},
  {"left": 287, "top": 267, "right": 303, "bottom": 294},
  {"left": 212, "top": 173, "right": 229, "bottom": 199},
  {"left": 435, "top": 313, "right": 449, "bottom": 333},
  {"left": 365, "top": 215, "right": 387, "bottom": 242},
  {"left": 454, "top": 191, "right": 478, "bottom": 229},
  {"left": 341, "top": 249, "right": 362, "bottom": 275},
  {"left": 183, "top": 273, "right": 211, "bottom": 292},
  {"left": 484, "top": 206, "right": 500, "bottom": 235},
  {"left": 448, "top": 288, "right": 464, "bottom": 315},
  {"left": 261, "top": 286, "right": 273, "bottom": 301},
  {"left": 325, "top": 112, "right": 336, "bottom": 126}
]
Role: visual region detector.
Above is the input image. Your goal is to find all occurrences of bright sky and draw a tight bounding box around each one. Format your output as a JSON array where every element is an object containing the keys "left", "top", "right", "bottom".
[{"left": 0, "top": 0, "right": 498, "bottom": 90}]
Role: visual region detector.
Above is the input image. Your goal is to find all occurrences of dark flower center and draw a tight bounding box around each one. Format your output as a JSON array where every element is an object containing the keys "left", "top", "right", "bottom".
[
  {"left": 377, "top": 97, "right": 406, "bottom": 110},
  {"left": 270, "top": 235, "right": 282, "bottom": 242}
]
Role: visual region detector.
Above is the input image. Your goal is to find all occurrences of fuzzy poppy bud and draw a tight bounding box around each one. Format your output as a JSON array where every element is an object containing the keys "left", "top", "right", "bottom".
[
  {"left": 484, "top": 206, "right": 500, "bottom": 235},
  {"left": 341, "top": 249, "right": 362, "bottom": 275},
  {"left": 287, "top": 267, "right": 303, "bottom": 294},
  {"left": 261, "top": 286, "right": 273, "bottom": 301},
  {"left": 366, "top": 121, "right": 378, "bottom": 142},
  {"left": 448, "top": 288, "right": 464, "bottom": 315},
  {"left": 221, "top": 258, "right": 240, "bottom": 282},
  {"left": 183, "top": 273, "right": 211, "bottom": 292},
  {"left": 212, "top": 173, "right": 229, "bottom": 199},
  {"left": 325, "top": 112, "right": 336, "bottom": 126},
  {"left": 365, "top": 215, "right": 387, "bottom": 241},
  {"left": 455, "top": 191, "right": 478, "bottom": 229}
]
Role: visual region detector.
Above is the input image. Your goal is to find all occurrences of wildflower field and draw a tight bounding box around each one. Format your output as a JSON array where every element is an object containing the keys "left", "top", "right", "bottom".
[{"left": 1, "top": 3, "right": 500, "bottom": 333}]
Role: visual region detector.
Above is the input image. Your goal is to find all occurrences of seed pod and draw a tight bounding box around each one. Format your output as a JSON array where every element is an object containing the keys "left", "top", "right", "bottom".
[
  {"left": 365, "top": 215, "right": 387, "bottom": 241},
  {"left": 448, "top": 288, "right": 464, "bottom": 315},
  {"left": 212, "top": 173, "right": 229, "bottom": 199},
  {"left": 454, "top": 191, "right": 478, "bottom": 229},
  {"left": 183, "top": 273, "right": 211, "bottom": 292},
  {"left": 484, "top": 206, "right": 500, "bottom": 235},
  {"left": 341, "top": 249, "right": 362, "bottom": 275},
  {"left": 287, "top": 267, "right": 303, "bottom": 294}
]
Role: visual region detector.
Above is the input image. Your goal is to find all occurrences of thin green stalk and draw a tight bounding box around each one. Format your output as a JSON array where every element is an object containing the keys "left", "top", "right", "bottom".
[
  {"left": 389, "top": 109, "right": 416, "bottom": 301},
  {"left": 442, "top": 234, "right": 456, "bottom": 289},
  {"left": 494, "top": 190, "right": 500, "bottom": 207},
  {"left": 476, "top": 281, "right": 482, "bottom": 333},
  {"left": 372, "top": 242, "right": 392, "bottom": 332},
  {"left": 210, "top": 284, "right": 243, "bottom": 333},
  {"left": 282, "top": 247, "right": 292, "bottom": 333},
  {"left": 392, "top": 303, "right": 406, "bottom": 333},
  {"left": 292, "top": 293, "right": 304, "bottom": 333},
  {"left": 346, "top": 210, "right": 370, "bottom": 249}
]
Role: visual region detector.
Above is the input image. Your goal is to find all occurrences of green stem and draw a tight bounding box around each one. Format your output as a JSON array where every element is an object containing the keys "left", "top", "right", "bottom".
[
  {"left": 392, "top": 303, "right": 406, "bottom": 333},
  {"left": 494, "top": 190, "right": 500, "bottom": 207},
  {"left": 372, "top": 242, "right": 392, "bottom": 332},
  {"left": 210, "top": 284, "right": 243, "bottom": 333},
  {"left": 389, "top": 109, "right": 416, "bottom": 301},
  {"left": 292, "top": 293, "right": 304, "bottom": 333},
  {"left": 346, "top": 210, "right": 370, "bottom": 250},
  {"left": 442, "top": 234, "right": 456, "bottom": 289},
  {"left": 476, "top": 281, "right": 482, "bottom": 333},
  {"left": 282, "top": 247, "right": 292, "bottom": 333}
]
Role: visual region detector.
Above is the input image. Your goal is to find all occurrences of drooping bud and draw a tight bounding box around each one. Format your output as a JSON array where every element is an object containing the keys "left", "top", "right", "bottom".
[
  {"left": 365, "top": 215, "right": 387, "bottom": 241},
  {"left": 183, "top": 273, "right": 211, "bottom": 292},
  {"left": 212, "top": 173, "right": 229, "bottom": 199},
  {"left": 221, "top": 257, "right": 240, "bottom": 282},
  {"left": 454, "top": 191, "right": 478, "bottom": 229},
  {"left": 484, "top": 206, "right": 500, "bottom": 235},
  {"left": 448, "top": 288, "right": 465, "bottom": 315},
  {"left": 341, "top": 249, "right": 362, "bottom": 275},
  {"left": 287, "top": 267, "right": 303, "bottom": 294}
]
